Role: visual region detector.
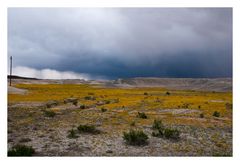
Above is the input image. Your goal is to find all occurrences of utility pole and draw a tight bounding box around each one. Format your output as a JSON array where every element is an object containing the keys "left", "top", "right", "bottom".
[{"left": 9, "top": 56, "right": 12, "bottom": 86}]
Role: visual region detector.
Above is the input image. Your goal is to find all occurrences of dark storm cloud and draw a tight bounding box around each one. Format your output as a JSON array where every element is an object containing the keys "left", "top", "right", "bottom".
[{"left": 8, "top": 8, "right": 232, "bottom": 79}]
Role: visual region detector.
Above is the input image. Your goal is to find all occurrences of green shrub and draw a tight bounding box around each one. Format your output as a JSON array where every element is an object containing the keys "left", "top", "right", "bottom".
[
  {"left": 212, "top": 152, "right": 232, "bottom": 157},
  {"left": 73, "top": 101, "right": 78, "bottom": 106},
  {"left": 77, "top": 124, "right": 100, "bottom": 134},
  {"left": 67, "top": 129, "right": 78, "bottom": 139},
  {"left": 152, "top": 119, "right": 164, "bottom": 130},
  {"left": 130, "top": 121, "right": 136, "bottom": 126},
  {"left": 101, "top": 108, "right": 107, "bottom": 112},
  {"left": 112, "top": 99, "right": 119, "bottom": 103},
  {"left": 84, "top": 96, "right": 91, "bottom": 100},
  {"left": 213, "top": 111, "right": 220, "bottom": 117},
  {"left": 151, "top": 120, "right": 180, "bottom": 140},
  {"left": 123, "top": 129, "right": 149, "bottom": 146},
  {"left": 137, "top": 112, "right": 147, "bottom": 119},
  {"left": 84, "top": 96, "right": 96, "bottom": 100},
  {"left": 8, "top": 145, "right": 35, "bottom": 156},
  {"left": 43, "top": 110, "right": 56, "bottom": 118},
  {"left": 80, "top": 104, "right": 86, "bottom": 109},
  {"left": 182, "top": 103, "right": 189, "bottom": 108},
  {"left": 152, "top": 119, "right": 164, "bottom": 137},
  {"left": 152, "top": 130, "right": 164, "bottom": 137},
  {"left": 163, "top": 128, "right": 180, "bottom": 140},
  {"left": 104, "top": 100, "right": 111, "bottom": 104}
]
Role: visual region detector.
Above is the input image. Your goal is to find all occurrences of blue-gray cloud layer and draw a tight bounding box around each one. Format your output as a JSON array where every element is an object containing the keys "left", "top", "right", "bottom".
[{"left": 8, "top": 8, "right": 232, "bottom": 79}]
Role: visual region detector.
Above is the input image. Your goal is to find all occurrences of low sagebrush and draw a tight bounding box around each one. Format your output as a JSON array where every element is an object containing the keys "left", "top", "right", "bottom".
[
  {"left": 200, "top": 113, "right": 204, "bottom": 118},
  {"left": 43, "top": 110, "right": 56, "bottom": 118},
  {"left": 77, "top": 124, "right": 100, "bottom": 134},
  {"left": 151, "top": 119, "right": 165, "bottom": 137},
  {"left": 213, "top": 111, "right": 220, "bottom": 117},
  {"left": 123, "top": 129, "right": 149, "bottom": 146},
  {"left": 8, "top": 145, "right": 35, "bottom": 156},
  {"left": 152, "top": 119, "right": 164, "bottom": 130},
  {"left": 67, "top": 129, "right": 78, "bottom": 139},
  {"left": 137, "top": 112, "right": 147, "bottom": 119},
  {"left": 101, "top": 108, "right": 107, "bottom": 112},
  {"left": 151, "top": 120, "right": 180, "bottom": 140},
  {"left": 80, "top": 104, "right": 86, "bottom": 109},
  {"left": 163, "top": 128, "right": 180, "bottom": 140}
]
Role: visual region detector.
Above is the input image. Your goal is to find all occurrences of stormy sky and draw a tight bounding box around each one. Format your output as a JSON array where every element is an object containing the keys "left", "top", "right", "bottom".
[{"left": 8, "top": 8, "right": 232, "bottom": 80}]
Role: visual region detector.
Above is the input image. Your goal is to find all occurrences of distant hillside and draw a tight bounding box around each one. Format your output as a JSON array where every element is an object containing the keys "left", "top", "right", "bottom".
[
  {"left": 109, "top": 77, "right": 232, "bottom": 92},
  {"left": 7, "top": 75, "right": 38, "bottom": 80},
  {"left": 7, "top": 76, "right": 232, "bottom": 92}
]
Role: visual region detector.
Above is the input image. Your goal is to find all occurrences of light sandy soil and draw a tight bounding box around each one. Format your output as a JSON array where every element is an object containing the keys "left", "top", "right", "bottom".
[{"left": 8, "top": 86, "right": 27, "bottom": 95}]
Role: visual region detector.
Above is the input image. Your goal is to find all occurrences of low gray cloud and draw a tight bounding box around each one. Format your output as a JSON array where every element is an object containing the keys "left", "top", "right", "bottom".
[
  {"left": 8, "top": 8, "right": 232, "bottom": 79},
  {"left": 12, "top": 66, "right": 92, "bottom": 80}
]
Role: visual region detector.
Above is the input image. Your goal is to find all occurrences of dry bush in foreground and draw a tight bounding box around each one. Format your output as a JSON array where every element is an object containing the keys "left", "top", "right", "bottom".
[
  {"left": 213, "top": 111, "right": 220, "bottom": 117},
  {"left": 163, "top": 128, "right": 180, "bottom": 140},
  {"left": 80, "top": 104, "right": 86, "bottom": 109},
  {"left": 8, "top": 145, "right": 35, "bottom": 156},
  {"left": 152, "top": 119, "right": 180, "bottom": 140},
  {"left": 77, "top": 124, "right": 100, "bottom": 134},
  {"left": 137, "top": 112, "right": 148, "bottom": 119},
  {"left": 67, "top": 129, "right": 79, "bottom": 139},
  {"left": 101, "top": 108, "right": 107, "bottom": 112},
  {"left": 43, "top": 110, "right": 56, "bottom": 118},
  {"left": 84, "top": 96, "right": 96, "bottom": 101},
  {"left": 123, "top": 129, "right": 149, "bottom": 146}
]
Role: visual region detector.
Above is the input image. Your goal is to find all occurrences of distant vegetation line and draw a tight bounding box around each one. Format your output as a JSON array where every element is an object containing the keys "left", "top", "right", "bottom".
[{"left": 7, "top": 75, "right": 38, "bottom": 80}]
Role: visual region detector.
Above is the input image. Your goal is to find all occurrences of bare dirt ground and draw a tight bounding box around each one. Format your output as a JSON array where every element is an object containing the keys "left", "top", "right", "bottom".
[
  {"left": 7, "top": 78, "right": 232, "bottom": 156},
  {"left": 8, "top": 86, "right": 27, "bottom": 95},
  {"left": 8, "top": 103, "right": 232, "bottom": 156}
]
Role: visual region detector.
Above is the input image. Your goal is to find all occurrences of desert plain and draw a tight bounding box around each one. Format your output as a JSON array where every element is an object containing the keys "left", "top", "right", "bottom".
[{"left": 8, "top": 77, "right": 232, "bottom": 156}]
